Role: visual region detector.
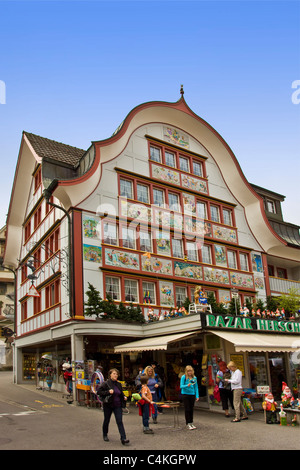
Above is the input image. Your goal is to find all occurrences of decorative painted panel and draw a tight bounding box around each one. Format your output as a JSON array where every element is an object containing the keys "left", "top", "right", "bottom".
[
  {"left": 105, "top": 248, "right": 140, "bottom": 270},
  {"left": 151, "top": 164, "right": 180, "bottom": 185},
  {"left": 230, "top": 272, "right": 254, "bottom": 288},
  {"left": 174, "top": 261, "right": 203, "bottom": 280},
  {"left": 181, "top": 174, "right": 208, "bottom": 194},
  {"left": 141, "top": 255, "right": 173, "bottom": 275},
  {"left": 251, "top": 253, "right": 263, "bottom": 273},
  {"left": 182, "top": 192, "right": 196, "bottom": 215},
  {"left": 203, "top": 266, "right": 230, "bottom": 284},
  {"left": 163, "top": 126, "right": 189, "bottom": 148},
  {"left": 218, "top": 289, "right": 231, "bottom": 304},
  {"left": 214, "top": 244, "right": 227, "bottom": 267},
  {"left": 83, "top": 244, "right": 102, "bottom": 263},
  {"left": 159, "top": 281, "right": 175, "bottom": 306},
  {"left": 156, "top": 231, "right": 171, "bottom": 256},
  {"left": 212, "top": 224, "right": 237, "bottom": 244},
  {"left": 82, "top": 215, "right": 101, "bottom": 239},
  {"left": 254, "top": 276, "right": 265, "bottom": 290},
  {"left": 120, "top": 199, "right": 151, "bottom": 222}
]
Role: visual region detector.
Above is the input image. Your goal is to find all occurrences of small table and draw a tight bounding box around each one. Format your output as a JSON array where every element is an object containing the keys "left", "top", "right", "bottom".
[
  {"left": 157, "top": 401, "right": 181, "bottom": 430},
  {"left": 76, "top": 384, "right": 91, "bottom": 406}
]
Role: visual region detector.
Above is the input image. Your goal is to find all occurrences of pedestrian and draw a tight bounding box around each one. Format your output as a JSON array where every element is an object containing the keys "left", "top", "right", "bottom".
[
  {"left": 215, "top": 361, "right": 234, "bottom": 418},
  {"left": 152, "top": 361, "right": 167, "bottom": 401},
  {"left": 224, "top": 361, "right": 248, "bottom": 422},
  {"left": 139, "top": 374, "right": 155, "bottom": 434},
  {"left": 180, "top": 365, "right": 199, "bottom": 430},
  {"left": 97, "top": 368, "right": 130, "bottom": 445},
  {"left": 135, "top": 365, "right": 162, "bottom": 424}
]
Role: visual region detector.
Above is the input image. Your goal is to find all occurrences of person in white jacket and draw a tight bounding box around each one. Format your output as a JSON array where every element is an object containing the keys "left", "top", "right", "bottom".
[{"left": 224, "top": 361, "right": 248, "bottom": 422}]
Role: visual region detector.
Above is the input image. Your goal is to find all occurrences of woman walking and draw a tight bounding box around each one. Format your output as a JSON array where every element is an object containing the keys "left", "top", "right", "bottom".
[
  {"left": 180, "top": 365, "right": 199, "bottom": 430},
  {"left": 97, "top": 368, "right": 130, "bottom": 445},
  {"left": 225, "top": 361, "right": 248, "bottom": 422}
]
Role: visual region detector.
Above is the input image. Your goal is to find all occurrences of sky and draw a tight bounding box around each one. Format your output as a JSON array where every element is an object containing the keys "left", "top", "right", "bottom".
[{"left": 0, "top": 0, "right": 299, "bottom": 229}]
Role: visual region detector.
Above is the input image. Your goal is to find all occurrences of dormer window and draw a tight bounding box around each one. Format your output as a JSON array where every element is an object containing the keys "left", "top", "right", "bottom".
[{"left": 266, "top": 199, "right": 276, "bottom": 214}]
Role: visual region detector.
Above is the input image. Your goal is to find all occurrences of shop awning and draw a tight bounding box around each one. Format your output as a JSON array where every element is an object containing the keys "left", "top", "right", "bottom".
[
  {"left": 114, "top": 332, "right": 197, "bottom": 353},
  {"left": 209, "top": 330, "right": 300, "bottom": 353}
]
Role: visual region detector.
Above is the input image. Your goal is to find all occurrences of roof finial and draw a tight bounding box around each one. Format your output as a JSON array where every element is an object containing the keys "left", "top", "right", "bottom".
[{"left": 180, "top": 84, "right": 184, "bottom": 97}]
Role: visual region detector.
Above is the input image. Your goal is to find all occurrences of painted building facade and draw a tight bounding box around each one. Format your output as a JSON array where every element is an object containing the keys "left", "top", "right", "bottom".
[{"left": 4, "top": 93, "right": 300, "bottom": 405}]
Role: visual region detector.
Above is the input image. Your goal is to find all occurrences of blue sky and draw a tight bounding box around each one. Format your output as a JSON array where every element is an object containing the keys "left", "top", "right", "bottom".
[{"left": 0, "top": 0, "right": 299, "bottom": 229}]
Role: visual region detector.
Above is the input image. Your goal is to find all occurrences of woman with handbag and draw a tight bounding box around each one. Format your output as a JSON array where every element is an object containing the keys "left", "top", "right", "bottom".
[
  {"left": 216, "top": 361, "right": 234, "bottom": 418},
  {"left": 97, "top": 368, "right": 130, "bottom": 445}
]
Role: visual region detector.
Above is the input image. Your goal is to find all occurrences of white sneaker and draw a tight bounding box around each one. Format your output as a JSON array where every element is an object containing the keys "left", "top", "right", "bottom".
[
  {"left": 186, "top": 424, "right": 195, "bottom": 430},
  {"left": 190, "top": 424, "right": 197, "bottom": 429}
]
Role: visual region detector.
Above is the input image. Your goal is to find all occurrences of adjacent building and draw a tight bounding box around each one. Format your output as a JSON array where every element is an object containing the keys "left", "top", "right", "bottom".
[{"left": 4, "top": 92, "right": 300, "bottom": 405}]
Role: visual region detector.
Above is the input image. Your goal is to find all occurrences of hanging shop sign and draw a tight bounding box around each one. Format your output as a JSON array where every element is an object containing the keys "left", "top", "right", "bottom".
[{"left": 201, "top": 313, "right": 300, "bottom": 334}]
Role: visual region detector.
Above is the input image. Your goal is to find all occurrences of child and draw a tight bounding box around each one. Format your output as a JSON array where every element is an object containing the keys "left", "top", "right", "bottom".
[
  {"left": 180, "top": 365, "right": 199, "bottom": 429},
  {"left": 140, "top": 374, "right": 155, "bottom": 434}
]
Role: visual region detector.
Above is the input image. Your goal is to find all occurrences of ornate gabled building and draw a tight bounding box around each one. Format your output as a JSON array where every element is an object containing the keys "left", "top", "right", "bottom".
[{"left": 4, "top": 91, "right": 300, "bottom": 404}]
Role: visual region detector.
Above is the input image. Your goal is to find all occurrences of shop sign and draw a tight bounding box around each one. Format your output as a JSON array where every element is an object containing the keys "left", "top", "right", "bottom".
[
  {"left": 257, "top": 385, "right": 270, "bottom": 394},
  {"left": 201, "top": 313, "right": 300, "bottom": 334}
]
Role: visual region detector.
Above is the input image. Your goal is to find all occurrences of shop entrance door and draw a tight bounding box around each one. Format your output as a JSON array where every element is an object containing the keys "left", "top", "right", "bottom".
[{"left": 268, "top": 353, "right": 287, "bottom": 400}]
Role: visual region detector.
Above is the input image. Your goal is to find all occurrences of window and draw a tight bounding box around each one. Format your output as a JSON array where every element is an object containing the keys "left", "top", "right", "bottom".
[
  {"left": 239, "top": 253, "right": 249, "bottom": 271},
  {"left": 103, "top": 223, "right": 118, "bottom": 245},
  {"left": 201, "top": 245, "right": 211, "bottom": 264},
  {"left": 186, "top": 241, "right": 198, "bottom": 261},
  {"left": 266, "top": 200, "right": 276, "bottom": 214},
  {"left": 34, "top": 167, "right": 42, "bottom": 192},
  {"left": 34, "top": 294, "right": 41, "bottom": 315},
  {"left": 142, "top": 281, "right": 156, "bottom": 305},
  {"left": 223, "top": 208, "right": 232, "bottom": 226},
  {"left": 136, "top": 183, "right": 149, "bottom": 204},
  {"left": 277, "top": 268, "right": 287, "bottom": 279},
  {"left": 153, "top": 188, "right": 165, "bottom": 207},
  {"left": 210, "top": 205, "right": 220, "bottom": 223},
  {"left": 150, "top": 146, "right": 161, "bottom": 163},
  {"left": 122, "top": 227, "right": 135, "bottom": 249},
  {"left": 268, "top": 265, "right": 274, "bottom": 276},
  {"left": 196, "top": 201, "right": 206, "bottom": 220},
  {"left": 106, "top": 276, "right": 120, "bottom": 300},
  {"left": 139, "top": 231, "right": 152, "bottom": 252},
  {"left": 179, "top": 156, "right": 189, "bottom": 173},
  {"left": 45, "top": 279, "right": 60, "bottom": 308},
  {"left": 120, "top": 179, "right": 133, "bottom": 199},
  {"left": 172, "top": 239, "right": 183, "bottom": 258},
  {"left": 21, "top": 301, "right": 28, "bottom": 321},
  {"left": 175, "top": 286, "right": 187, "bottom": 307},
  {"left": 165, "top": 151, "right": 176, "bottom": 168},
  {"left": 193, "top": 161, "right": 202, "bottom": 177},
  {"left": 168, "top": 193, "right": 180, "bottom": 212},
  {"left": 227, "top": 250, "right": 237, "bottom": 269},
  {"left": 24, "top": 221, "right": 31, "bottom": 242},
  {"left": 124, "top": 279, "right": 139, "bottom": 303},
  {"left": 34, "top": 206, "right": 42, "bottom": 230}
]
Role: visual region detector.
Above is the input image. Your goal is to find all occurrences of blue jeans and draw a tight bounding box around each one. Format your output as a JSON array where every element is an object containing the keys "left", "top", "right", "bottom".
[
  {"left": 103, "top": 405, "right": 126, "bottom": 440},
  {"left": 141, "top": 403, "right": 150, "bottom": 428}
]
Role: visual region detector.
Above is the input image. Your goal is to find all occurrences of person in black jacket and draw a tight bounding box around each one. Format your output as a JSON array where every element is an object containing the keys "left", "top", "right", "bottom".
[{"left": 97, "top": 368, "right": 129, "bottom": 445}]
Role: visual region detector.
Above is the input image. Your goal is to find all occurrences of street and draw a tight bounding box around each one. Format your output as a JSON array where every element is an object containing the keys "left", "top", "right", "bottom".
[{"left": 0, "top": 371, "right": 299, "bottom": 453}]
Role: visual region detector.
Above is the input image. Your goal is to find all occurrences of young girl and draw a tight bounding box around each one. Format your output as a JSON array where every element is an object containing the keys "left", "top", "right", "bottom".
[
  {"left": 140, "top": 374, "right": 155, "bottom": 434},
  {"left": 180, "top": 365, "right": 199, "bottom": 430}
]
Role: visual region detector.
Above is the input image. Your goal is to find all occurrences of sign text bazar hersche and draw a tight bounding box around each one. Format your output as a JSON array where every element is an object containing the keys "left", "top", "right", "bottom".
[{"left": 201, "top": 313, "right": 300, "bottom": 333}]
